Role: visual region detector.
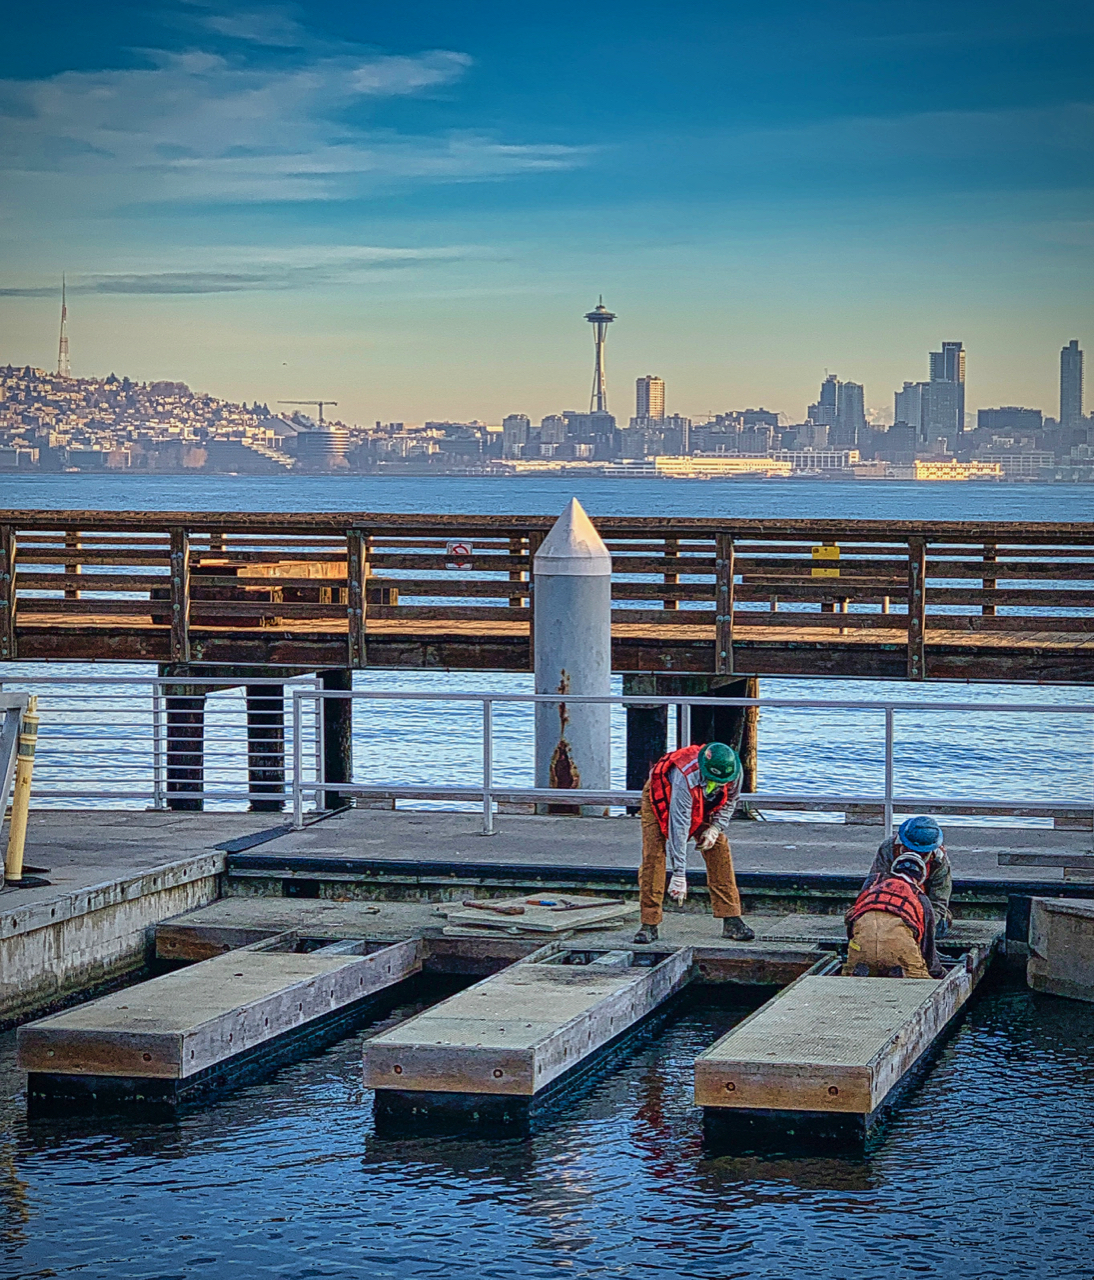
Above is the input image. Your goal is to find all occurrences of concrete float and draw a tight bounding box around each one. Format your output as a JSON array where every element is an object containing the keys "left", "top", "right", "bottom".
[
  {"left": 363, "top": 941, "right": 693, "bottom": 1134},
  {"left": 1027, "top": 897, "right": 1094, "bottom": 1002},
  {"left": 695, "top": 925, "right": 1002, "bottom": 1151},
  {"left": 18, "top": 933, "right": 424, "bottom": 1113}
]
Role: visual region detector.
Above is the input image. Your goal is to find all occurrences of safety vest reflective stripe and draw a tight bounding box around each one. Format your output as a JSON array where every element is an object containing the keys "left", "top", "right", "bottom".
[
  {"left": 847, "top": 876, "right": 927, "bottom": 942},
  {"left": 648, "top": 744, "right": 729, "bottom": 840}
]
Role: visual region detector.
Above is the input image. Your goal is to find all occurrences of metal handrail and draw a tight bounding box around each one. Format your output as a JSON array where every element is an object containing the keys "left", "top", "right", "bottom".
[{"left": 289, "top": 688, "right": 1094, "bottom": 833}]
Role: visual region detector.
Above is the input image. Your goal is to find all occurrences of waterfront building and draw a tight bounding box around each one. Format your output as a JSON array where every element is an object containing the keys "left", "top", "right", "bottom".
[
  {"left": 1060, "top": 340, "right": 1084, "bottom": 429},
  {"left": 913, "top": 458, "right": 1001, "bottom": 481},
  {"left": 635, "top": 375, "right": 665, "bottom": 422}
]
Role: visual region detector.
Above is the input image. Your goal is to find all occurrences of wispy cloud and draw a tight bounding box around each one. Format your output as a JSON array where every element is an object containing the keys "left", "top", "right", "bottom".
[
  {"left": 0, "top": 23, "right": 587, "bottom": 214},
  {"left": 0, "top": 244, "right": 492, "bottom": 296}
]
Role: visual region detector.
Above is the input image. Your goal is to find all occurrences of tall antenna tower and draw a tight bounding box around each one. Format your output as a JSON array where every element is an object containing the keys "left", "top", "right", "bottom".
[
  {"left": 57, "top": 276, "right": 71, "bottom": 378},
  {"left": 585, "top": 297, "right": 615, "bottom": 413}
]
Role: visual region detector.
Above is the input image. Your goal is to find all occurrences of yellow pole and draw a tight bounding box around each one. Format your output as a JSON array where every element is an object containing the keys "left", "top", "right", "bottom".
[{"left": 4, "top": 697, "right": 39, "bottom": 885}]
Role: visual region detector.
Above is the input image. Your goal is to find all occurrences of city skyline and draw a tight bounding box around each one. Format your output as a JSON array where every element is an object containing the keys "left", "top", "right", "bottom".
[
  {"left": 18, "top": 286, "right": 1086, "bottom": 430},
  {"left": 0, "top": 0, "right": 1091, "bottom": 421}
]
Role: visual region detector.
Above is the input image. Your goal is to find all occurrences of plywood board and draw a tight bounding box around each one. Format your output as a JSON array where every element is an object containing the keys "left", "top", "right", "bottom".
[
  {"left": 440, "top": 895, "right": 637, "bottom": 934},
  {"left": 363, "top": 946, "right": 691, "bottom": 1097},
  {"left": 18, "top": 939, "right": 421, "bottom": 1079}
]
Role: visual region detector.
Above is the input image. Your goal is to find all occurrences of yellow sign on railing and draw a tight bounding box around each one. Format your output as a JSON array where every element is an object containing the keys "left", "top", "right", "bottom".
[{"left": 811, "top": 544, "right": 840, "bottom": 578}]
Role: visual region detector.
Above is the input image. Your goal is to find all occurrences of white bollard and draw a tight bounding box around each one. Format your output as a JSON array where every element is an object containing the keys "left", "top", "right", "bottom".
[{"left": 534, "top": 498, "right": 612, "bottom": 813}]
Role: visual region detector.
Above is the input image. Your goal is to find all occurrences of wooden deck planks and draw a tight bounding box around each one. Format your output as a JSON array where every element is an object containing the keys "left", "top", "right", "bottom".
[{"left": 362, "top": 945, "right": 691, "bottom": 1098}]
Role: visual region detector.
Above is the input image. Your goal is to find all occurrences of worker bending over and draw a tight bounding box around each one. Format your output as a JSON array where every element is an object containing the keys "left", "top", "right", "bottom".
[
  {"left": 863, "top": 815, "right": 952, "bottom": 935},
  {"left": 633, "top": 741, "right": 754, "bottom": 945},
  {"left": 843, "top": 850, "right": 945, "bottom": 978}
]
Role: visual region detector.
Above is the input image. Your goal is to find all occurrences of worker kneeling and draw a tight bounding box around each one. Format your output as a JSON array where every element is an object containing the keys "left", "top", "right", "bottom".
[
  {"left": 842, "top": 850, "right": 945, "bottom": 979},
  {"left": 633, "top": 741, "right": 754, "bottom": 945}
]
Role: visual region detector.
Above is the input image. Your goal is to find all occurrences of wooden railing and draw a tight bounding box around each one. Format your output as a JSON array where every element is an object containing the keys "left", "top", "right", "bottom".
[{"left": 1, "top": 511, "right": 1092, "bottom": 677}]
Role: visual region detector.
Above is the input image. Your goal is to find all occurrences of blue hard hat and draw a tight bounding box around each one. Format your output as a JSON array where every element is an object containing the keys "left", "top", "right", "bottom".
[{"left": 898, "top": 815, "right": 944, "bottom": 853}]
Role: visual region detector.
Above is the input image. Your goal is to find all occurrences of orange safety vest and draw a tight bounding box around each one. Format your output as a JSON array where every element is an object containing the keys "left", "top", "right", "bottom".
[
  {"left": 847, "top": 876, "right": 927, "bottom": 943},
  {"left": 648, "top": 744, "right": 731, "bottom": 840}
]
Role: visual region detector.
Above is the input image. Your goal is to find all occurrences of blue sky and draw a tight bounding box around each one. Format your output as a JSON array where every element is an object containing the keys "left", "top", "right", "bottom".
[{"left": 0, "top": 0, "right": 1091, "bottom": 424}]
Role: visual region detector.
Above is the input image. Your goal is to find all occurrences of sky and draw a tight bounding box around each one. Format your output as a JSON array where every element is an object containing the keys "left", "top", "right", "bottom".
[{"left": 0, "top": 0, "right": 1091, "bottom": 425}]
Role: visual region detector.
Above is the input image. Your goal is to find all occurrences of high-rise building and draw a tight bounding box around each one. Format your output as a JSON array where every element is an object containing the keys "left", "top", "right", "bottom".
[
  {"left": 808, "top": 374, "right": 839, "bottom": 426},
  {"left": 635, "top": 375, "right": 665, "bottom": 422},
  {"left": 894, "top": 381, "right": 929, "bottom": 442},
  {"left": 584, "top": 298, "right": 616, "bottom": 413},
  {"left": 927, "top": 340, "right": 965, "bottom": 440},
  {"left": 1060, "top": 340, "right": 1084, "bottom": 428},
  {"left": 833, "top": 381, "right": 866, "bottom": 449},
  {"left": 501, "top": 413, "right": 530, "bottom": 459}
]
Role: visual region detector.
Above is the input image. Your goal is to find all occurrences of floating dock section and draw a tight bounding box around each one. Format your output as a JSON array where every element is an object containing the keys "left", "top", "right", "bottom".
[
  {"left": 695, "top": 931, "right": 1000, "bottom": 1150},
  {"left": 19, "top": 935, "right": 422, "bottom": 1112},
  {"left": 364, "top": 943, "right": 692, "bottom": 1132}
]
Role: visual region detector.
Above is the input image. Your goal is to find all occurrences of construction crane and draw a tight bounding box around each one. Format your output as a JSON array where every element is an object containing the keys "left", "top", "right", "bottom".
[{"left": 278, "top": 399, "right": 338, "bottom": 425}]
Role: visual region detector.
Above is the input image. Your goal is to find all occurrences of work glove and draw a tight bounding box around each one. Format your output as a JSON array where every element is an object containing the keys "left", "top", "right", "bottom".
[
  {"left": 933, "top": 906, "right": 951, "bottom": 938},
  {"left": 697, "top": 826, "right": 721, "bottom": 852},
  {"left": 668, "top": 873, "right": 688, "bottom": 904}
]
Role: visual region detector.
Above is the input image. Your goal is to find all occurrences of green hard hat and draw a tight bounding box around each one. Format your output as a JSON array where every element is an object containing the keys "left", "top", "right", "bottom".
[{"left": 698, "top": 742, "right": 741, "bottom": 785}]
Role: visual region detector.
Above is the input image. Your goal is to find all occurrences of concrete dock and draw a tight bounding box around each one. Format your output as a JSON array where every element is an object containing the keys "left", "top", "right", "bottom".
[
  {"left": 363, "top": 942, "right": 692, "bottom": 1133},
  {"left": 696, "top": 924, "right": 1000, "bottom": 1150},
  {"left": 3, "top": 806, "right": 1089, "bottom": 1029},
  {"left": 19, "top": 935, "right": 424, "bottom": 1111}
]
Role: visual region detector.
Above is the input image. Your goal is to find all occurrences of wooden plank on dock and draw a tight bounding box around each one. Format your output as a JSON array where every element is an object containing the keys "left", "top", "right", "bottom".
[
  {"left": 18, "top": 938, "right": 422, "bottom": 1083},
  {"left": 363, "top": 944, "right": 691, "bottom": 1100},
  {"left": 695, "top": 943, "right": 993, "bottom": 1126}
]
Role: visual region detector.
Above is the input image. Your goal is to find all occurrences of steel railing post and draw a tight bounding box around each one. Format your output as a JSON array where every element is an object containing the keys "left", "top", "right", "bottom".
[
  {"left": 152, "top": 680, "right": 166, "bottom": 810},
  {"left": 884, "top": 705, "right": 894, "bottom": 837},
  {"left": 482, "top": 698, "right": 495, "bottom": 835},
  {"left": 292, "top": 690, "right": 304, "bottom": 829}
]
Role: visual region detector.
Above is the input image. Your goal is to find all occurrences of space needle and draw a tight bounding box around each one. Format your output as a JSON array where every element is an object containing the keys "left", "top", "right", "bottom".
[{"left": 585, "top": 298, "right": 616, "bottom": 414}]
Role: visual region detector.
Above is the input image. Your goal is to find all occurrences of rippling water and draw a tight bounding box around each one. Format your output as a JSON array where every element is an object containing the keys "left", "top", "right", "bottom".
[{"left": 2, "top": 982, "right": 1093, "bottom": 1279}]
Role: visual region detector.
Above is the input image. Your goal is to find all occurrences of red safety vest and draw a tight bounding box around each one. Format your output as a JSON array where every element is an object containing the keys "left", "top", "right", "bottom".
[
  {"left": 648, "top": 744, "right": 731, "bottom": 840},
  {"left": 847, "top": 876, "right": 927, "bottom": 943}
]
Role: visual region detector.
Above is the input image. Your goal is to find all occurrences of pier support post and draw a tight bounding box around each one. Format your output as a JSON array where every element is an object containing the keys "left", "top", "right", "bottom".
[
  {"left": 165, "top": 686, "right": 205, "bottom": 812},
  {"left": 623, "top": 673, "right": 668, "bottom": 812},
  {"left": 245, "top": 684, "right": 285, "bottom": 812},
  {"left": 534, "top": 499, "right": 612, "bottom": 814},
  {"left": 321, "top": 668, "right": 353, "bottom": 811}
]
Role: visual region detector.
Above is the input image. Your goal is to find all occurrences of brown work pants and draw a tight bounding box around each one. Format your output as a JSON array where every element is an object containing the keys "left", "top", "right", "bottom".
[
  {"left": 638, "top": 784, "right": 742, "bottom": 926},
  {"left": 841, "top": 910, "right": 932, "bottom": 979}
]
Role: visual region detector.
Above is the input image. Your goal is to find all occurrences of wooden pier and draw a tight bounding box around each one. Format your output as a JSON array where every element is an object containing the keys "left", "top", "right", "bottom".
[
  {"left": 363, "top": 941, "right": 693, "bottom": 1133},
  {"left": 2, "top": 510, "right": 1092, "bottom": 682},
  {"left": 695, "top": 923, "right": 1001, "bottom": 1150}
]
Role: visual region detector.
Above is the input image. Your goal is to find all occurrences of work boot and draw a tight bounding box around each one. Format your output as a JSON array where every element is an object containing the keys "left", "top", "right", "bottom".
[
  {"left": 721, "top": 916, "right": 755, "bottom": 942},
  {"left": 633, "top": 923, "right": 659, "bottom": 945}
]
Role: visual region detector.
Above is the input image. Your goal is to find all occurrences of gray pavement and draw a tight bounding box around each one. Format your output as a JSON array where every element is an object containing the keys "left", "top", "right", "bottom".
[
  {"left": 0, "top": 809, "right": 270, "bottom": 914},
  {"left": 242, "top": 807, "right": 1092, "bottom": 883}
]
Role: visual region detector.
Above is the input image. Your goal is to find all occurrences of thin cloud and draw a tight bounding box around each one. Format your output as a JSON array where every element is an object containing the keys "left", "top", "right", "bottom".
[
  {"left": 0, "top": 245, "right": 492, "bottom": 296},
  {"left": 0, "top": 35, "right": 587, "bottom": 213}
]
